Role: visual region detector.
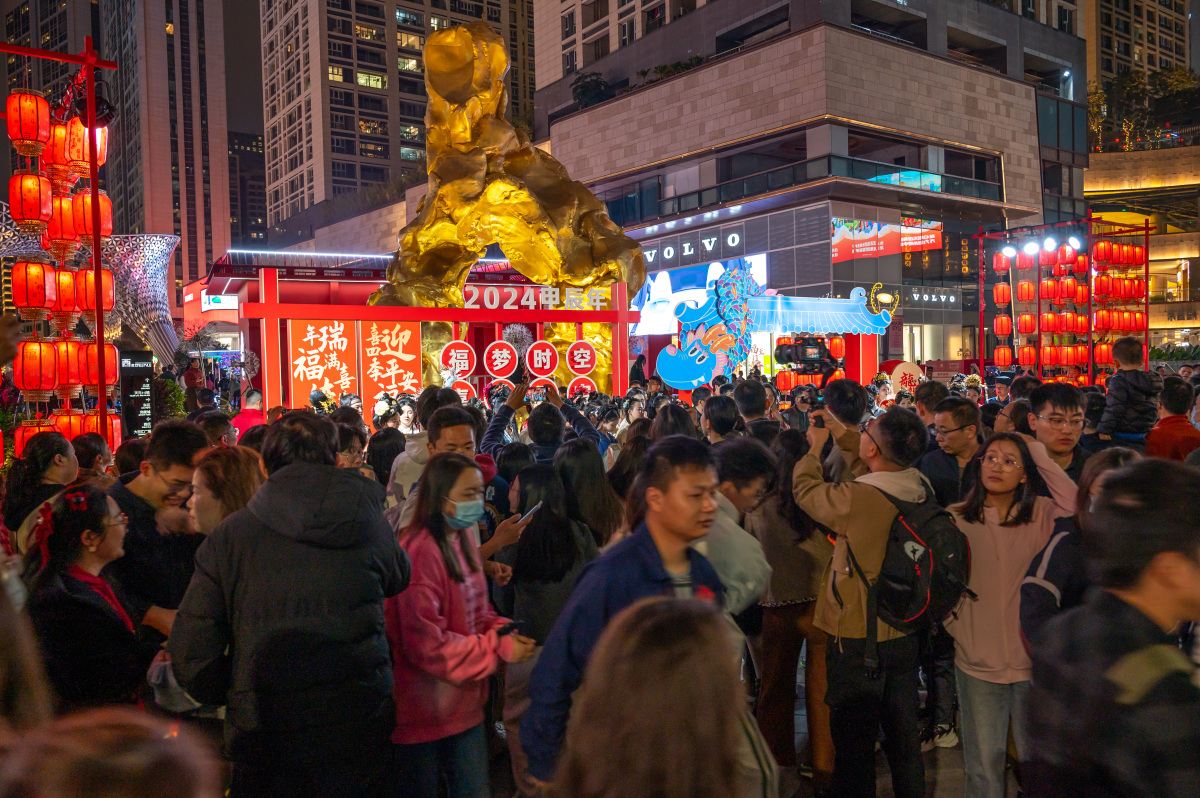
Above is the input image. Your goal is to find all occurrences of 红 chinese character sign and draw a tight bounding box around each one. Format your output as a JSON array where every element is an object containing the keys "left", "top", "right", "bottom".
[
  {"left": 525, "top": 341, "right": 559, "bottom": 377},
  {"left": 566, "top": 340, "right": 597, "bottom": 375},
  {"left": 484, "top": 341, "right": 518, "bottom": 378},
  {"left": 440, "top": 341, "right": 477, "bottom": 377},
  {"left": 288, "top": 319, "right": 359, "bottom": 403},
  {"left": 360, "top": 321, "right": 423, "bottom": 399}
]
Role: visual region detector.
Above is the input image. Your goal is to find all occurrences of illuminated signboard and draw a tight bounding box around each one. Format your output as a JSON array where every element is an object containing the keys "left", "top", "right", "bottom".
[
  {"left": 629, "top": 255, "right": 768, "bottom": 336},
  {"left": 831, "top": 218, "right": 943, "bottom": 263}
]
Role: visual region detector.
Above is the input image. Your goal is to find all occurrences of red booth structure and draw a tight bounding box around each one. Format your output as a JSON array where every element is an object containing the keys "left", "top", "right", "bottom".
[{"left": 206, "top": 251, "right": 640, "bottom": 408}]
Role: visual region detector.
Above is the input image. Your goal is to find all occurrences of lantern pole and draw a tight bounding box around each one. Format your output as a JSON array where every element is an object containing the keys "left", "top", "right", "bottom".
[
  {"left": 1036, "top": 250, "right": 1042, "bottom": 381},
  {"left": 1144, "top": 217, "right": 1150, "bottom": 371},
  {"left": 977, "top": 227, "right": 984, "bottom": 380},
  {"left": 83, "top": 36, "right": 105, "bottom": 434},
  {"left": 1087, "top": 210, "right": 1094, "bottom": 386}
]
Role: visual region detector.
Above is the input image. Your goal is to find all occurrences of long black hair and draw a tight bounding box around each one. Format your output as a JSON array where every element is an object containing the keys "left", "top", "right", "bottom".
[
  {"left": 365, "top": 428, "right": 404, "bottom": 487},
  {"left": 554, "top": 438, "right": 625, "bottom": 546},
  {"left": 512, "top": 465, "right": 580, "bottom": 583},
  {"left": 648, "top": 404, "right": 699, "bottom": 441},
  {"left": 955, "top": 432, "right": 1045, "bottom": 526},
  {"left": 608, "top": 435, "right": 651, "bottom": 500},
  {"left": 497, "top": 441, "right": 535, "bottom": 485},
  {"left": 3, "top": 432, "right": 73, "bottom": 531},
  {"left": 22, "top": 485, "right": 111, "bottom": 591},
  {"left": 403, "top": 453, "right": 481, "bottom": 582},
  {"left": 770, "top": 429, "right": 818, "bottom": 541}
]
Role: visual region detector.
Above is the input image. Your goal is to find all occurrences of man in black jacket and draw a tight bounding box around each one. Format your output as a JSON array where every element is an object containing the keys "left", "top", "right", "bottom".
[
  {"left": 169, "top": 411, "right": 411, "bottom": 798},
  {"left": 916, "top": 396, "right": 981, "bottom": 506}
]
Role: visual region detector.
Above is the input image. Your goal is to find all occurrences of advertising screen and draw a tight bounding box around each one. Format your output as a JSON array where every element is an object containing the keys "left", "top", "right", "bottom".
[{"left": 831, "top": 218, "right": 943, "bottom": 263}]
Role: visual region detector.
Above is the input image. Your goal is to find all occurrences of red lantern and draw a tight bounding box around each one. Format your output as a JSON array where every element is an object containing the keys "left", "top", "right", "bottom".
[
  {"left": 13, "top": 419, "right": 54, "bottom": 458},
  {"left": 830, "top": 369, "right": 845, "bottom": 381},
  {"left": 54, "top": 337, "right": 82, "bottom": 400},
  {"left": 1094, "top": 275, "right": 1111, "bottom": 297},
  {"left": 1134, "top": 311, "right": 1146, "bottom": 330},
  {"left": 1017, "top": 280, "right": 1035, "bottom": 302},
  {"left": 1095, "top": 309, "right": 1111, "bottom": 331},
  {"left": 71, "top": 189, "right": 113, "bottom": 242},
  {"left": 1095, "top": 372, "right": 1109, "bottom": 388},
  {"left": 1041, "top": 345, "right": 1059, "bottom": 365},
  {"left": 1134, "top": 245, "right": 1146, "bottom": 265},
  {"left": 1076, "top": 344, "right": 1089, "bottom": 363},
  {"left": 993, "top": 314, "right": 1013, "bottom": 336},
  {"left": 1060, "top": 276, "right": 1077, "bottom": 300},
  {"left": 1094, "top": 240, "right": 1112, "bottom": 263},
  {"left": 1076, "top": 283, "right": 1089, "bottom": 305},
  {"left": 1121, "top": 311, "right": 1134, "bottom": 331},
  {"left": 10, "top": 260, "right": 57, "bottom": 321},
  {"left": 76, "top": 267, "right": 115, "bottom": 327},
  {"left": 50, "top": 407, "right": 86, "bottom": 440},
  {"left": 6, "top": 88, "right": 51, "bottom": 157},
  {"left": 42, "top": 121, "right": 77, "bottom": 196},
  {"left": 47, "top": 195, "right": 79, "bottom": 261},
  {"left": 1041, "top": 312, "right": 1059, "bottom": 333},
  {"left": 1018, "top": 345, "right": 1036, "bottom": 366},
  {"left": 1095, "top": 342, "right": 1112, "bottom": 364},
  {"left": 1076, "top": 312, "right": 1088, "bottom": 332},
  {"left": 82, "top": 409, "right": 122, "bottom": 452},
  {"left": 827, "top": 336, "right": 845, "bottom": 360},
  {"left": 8, "top": 170, "right": 52, "bottom": 236},
  {"left": 1120, "top": 243, "right": 1134, "bottom": 265},
  {"left": 1017, "top": 313, "right": 1036, "bottom": 334},
  {"left": 993, "top": 346, "right": 1013, "bottom": 368},
  {"left": 79, "top": 341, "right": 118, "bottom": 391},
  {"left": 49, "top": 268, "right": 80, "bottom": 334},
  {"left": 993, "top": 282, "right": 1011, "bottom": 306},
  {"left": 1017, "top": 252, "right": 1036, "bottom": 271},
  {"left": 64, "top": 116, "right": 109, "bottom": 174},
  {"left": 1039, "top": 248, "right": 1057, "bottom": 267},
  {"left": 992, "top": 251, "right": 1010, "bottom": 272},
  {"left": 1040, "top": 278, "right": 1059, "bottom": 299},
  {"left": 1061, "top": 346, "right": 1077, "bottom": 366},
  {"left": 1133, "top": 279, "right": 1146, "bottom": 298},
  {"left": 1057, "top": 244, "right": 1076, "bottom": 266},
  {"left": 13, "top": 339, "right": 57, "bottom": 402},
  {"left": 1059, "top": 312, "right": 1075, "bottom": 333},
  {"left": 1073, "top": 254, "right": 1089, "bottom": 275}
]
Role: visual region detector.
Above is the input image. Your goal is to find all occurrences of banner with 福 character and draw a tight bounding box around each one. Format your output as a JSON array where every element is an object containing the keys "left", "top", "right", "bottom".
[
  {"left": 360, "top": 320, "right": 423, "bottom": 400},
  {"left": 288, "top": 319, "right": 360, "bottom": 405}
]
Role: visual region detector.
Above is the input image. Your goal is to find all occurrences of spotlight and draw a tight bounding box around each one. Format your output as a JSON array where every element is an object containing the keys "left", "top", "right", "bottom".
[
  {"left": 1043, "top": 237, "right": 1057, "bottom": 251},
  {"left": 1068, "top": 236, "right": 1081, "bottom": 250},
  {"left": 1023, "top": 241, "right": 1040, "bottom": 255},
  {"left": 1063, "top": 70, "right": 1071, "bottom": 77},
  {"left": 1001, "top": 245, "right": 1017, "bottom": 258},
  {"left": 74, "top": 80, "right": 117, "bottom": 126}
]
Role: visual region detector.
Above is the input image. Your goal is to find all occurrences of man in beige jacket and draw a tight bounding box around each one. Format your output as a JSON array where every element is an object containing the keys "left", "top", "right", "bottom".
[{"left": 792, "top": 406, "right": 932, "bottom": 798}]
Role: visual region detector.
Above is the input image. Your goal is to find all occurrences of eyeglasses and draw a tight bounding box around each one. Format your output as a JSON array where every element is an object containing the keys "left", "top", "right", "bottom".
[
  {"left": 982, "top": 454, "right": 1022, "bottom": 471},
  {"left": 104, "top": 513, "right": 129, "bottom": 529},
  {"left": 934, "top": 424, "right": 971, "bottom": 438},
  {"left": 1036, "top": 415, "right": 1085, "bottom": 431}
]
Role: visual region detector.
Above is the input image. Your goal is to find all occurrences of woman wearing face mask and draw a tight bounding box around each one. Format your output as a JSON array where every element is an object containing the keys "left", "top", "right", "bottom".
[
  {"left": 944, "top": 433, "right": 1075, "bottom": 798},
  {"left": 1020, "top": 447, "right": 1140, "bottom": 645},
  {"left": 23, "top": 486, "right": 154, "bottom": 711},
  {"left": 188, "top": 446, "right": 265, "bottom": 535},
  {"left": 387, "top": 453, "right": 536, "bottom": 798}
]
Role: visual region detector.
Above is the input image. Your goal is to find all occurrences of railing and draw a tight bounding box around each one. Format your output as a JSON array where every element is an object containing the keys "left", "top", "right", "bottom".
[{"left": 654, "top": 156, "right": 1001, "bottom": 219}]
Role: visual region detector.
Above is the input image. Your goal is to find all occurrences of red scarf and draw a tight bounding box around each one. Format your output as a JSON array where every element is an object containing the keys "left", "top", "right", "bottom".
[{"left": 66, "top": 565, "right": 134, "bottom": 632}]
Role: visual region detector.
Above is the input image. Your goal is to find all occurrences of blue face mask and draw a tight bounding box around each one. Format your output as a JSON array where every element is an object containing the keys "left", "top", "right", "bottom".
[{"left": 443, "top": 498, "right": 485, "bottom": 530}]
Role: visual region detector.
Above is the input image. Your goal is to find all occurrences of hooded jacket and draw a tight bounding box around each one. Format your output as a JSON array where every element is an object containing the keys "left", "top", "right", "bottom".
[
  {"left": 390, "top": 431, "right": 430, "bottom": 508},
  {"left": 1098, "top": 369, "right": 1163, "bottom": 437},
  {"left": 168, "top": 462, "right": 410, "bottom": 790}
]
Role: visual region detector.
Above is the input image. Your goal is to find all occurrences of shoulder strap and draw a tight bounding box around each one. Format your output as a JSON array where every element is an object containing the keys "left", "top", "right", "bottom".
[
  {"left": 843, "top": 542, "right": 880, "bottom": 678},
  {"left": 1105, "top": 644, "right": 1195, "bottom": 705}
]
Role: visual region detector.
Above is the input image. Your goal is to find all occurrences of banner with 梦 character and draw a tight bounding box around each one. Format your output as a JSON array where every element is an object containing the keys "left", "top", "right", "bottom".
[
  {"left": 360, "top": 320, "right": 423, "bottom": 400},
  {"left": 288, "top": 319, "right": 359, "bottom": 406}
]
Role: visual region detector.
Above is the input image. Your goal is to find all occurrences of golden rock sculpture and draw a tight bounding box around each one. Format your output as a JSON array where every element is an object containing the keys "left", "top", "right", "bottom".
[{"left": 370, "top": 23, "right": 644, "bottom": 391}]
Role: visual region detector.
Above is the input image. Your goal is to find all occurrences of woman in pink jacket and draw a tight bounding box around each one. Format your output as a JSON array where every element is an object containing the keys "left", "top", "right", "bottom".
[
  {"left": 387, "top": 452, "right": 535, "bottom": 798},
  {"left": 945, "top": 433, "right": 1075, "bottom": 798}
]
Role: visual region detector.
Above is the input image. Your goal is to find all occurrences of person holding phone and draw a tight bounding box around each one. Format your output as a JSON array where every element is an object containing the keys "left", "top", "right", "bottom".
[{"left": 388, "top": 453, "right": 536, "bottom": 797}]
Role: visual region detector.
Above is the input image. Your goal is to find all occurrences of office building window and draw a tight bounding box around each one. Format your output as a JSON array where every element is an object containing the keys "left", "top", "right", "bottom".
[
  {"left": 332, "top": 136, "right": 356, "bottom": 154},
  {"left": 356, "top": 69, "right": 387, "bottom": 89},
  {"left": 399, "top": 56, "right": 423, "bottom": 72},
  {"left": 355, "top": 23, "right": 384, "bottom": 41},
  {"left": 1057, "top": 7, "right": 1073, "bottom": 34},
  {"left": 562, "top": 49, "right": 577, "bottom": 74},
  {"left": 328, "top": 65, "right": 351, "bottom": 82},
  {"left": 332, "top": 161, "right": 356, "bottom": 179},
  {"left": 360, "top": 142, "right": 389, "bottom": 158},
  {"left": 399, "top": 124, "right": 422, "bottom": 141},
  {"left": 431, "top": 15, "right": 450, "bottom": 29},
  {"left": 562, "top": 10, "right": 575, "bottom": 38},
  {"left": 398, "top": 31, "right": 424, "bottom": 50},
  {"left": 618, "top": 18, "right": 634, "bottom": 47},
  {"left": 359, "top": 118, "right": 388, "bottom": 135},
  {"left": 396, "top": 8, "right": 424, "bottom": 27},
  {"left": 400, "top": 146, "right": 423, "bottom": 161}
]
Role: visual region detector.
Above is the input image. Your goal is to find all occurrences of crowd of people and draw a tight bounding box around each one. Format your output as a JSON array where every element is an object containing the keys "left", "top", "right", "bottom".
[{"left": 0, "top": 331, "right": 1198, "bottom": 798}]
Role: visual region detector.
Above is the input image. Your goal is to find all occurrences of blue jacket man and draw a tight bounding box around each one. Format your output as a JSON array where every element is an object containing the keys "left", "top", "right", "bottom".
[{"left": 481, "top": 381, "right": 601, "bottom": 463}]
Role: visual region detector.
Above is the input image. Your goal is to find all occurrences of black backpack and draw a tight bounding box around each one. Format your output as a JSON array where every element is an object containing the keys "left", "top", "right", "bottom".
[{"left": 844, "top": 485, "right": 975, "bottom": 676}]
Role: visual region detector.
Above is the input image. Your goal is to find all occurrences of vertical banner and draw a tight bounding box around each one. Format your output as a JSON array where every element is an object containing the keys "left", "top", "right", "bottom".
[
  {"left": 288, "top": 319, "right": 359, "bottom": 405},
  {"left": 361, "top": 320, "right": 423, "bottom": 398}
]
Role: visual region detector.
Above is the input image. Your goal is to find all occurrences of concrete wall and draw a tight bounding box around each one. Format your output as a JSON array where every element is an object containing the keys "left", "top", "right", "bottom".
[
  {"left": 547, "top": 24, "right": 1044, "bottom": 213},
  {"left": 1086, "top": 147, "right": 1200, "bottom": 193},
  {"left": 283, "top": 200, "right": 408, "bottom": 255}
]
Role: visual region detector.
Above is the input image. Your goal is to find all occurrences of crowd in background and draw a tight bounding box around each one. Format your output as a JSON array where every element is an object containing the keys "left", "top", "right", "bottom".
[{"left": 0, "top": 328, "right": 1197, "bottom": 798}]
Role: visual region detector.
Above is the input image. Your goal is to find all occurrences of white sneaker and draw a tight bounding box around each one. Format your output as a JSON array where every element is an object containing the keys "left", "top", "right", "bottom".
[{"left": 933, "top": 725, "right": 959, "bottom": 749}]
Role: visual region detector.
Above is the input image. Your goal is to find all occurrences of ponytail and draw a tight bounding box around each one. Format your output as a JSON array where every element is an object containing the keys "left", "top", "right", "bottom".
[
  {"left": 3, "top": 432, "right": 71, "bottom": 531},
  {"left": 22, "top": 485, "right": 109, "bottom": 592}
]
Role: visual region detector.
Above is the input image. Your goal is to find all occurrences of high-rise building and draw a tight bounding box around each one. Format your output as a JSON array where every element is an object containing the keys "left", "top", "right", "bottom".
[
  {"left": 102, "top": 0, "right": 232, "bottom": 315},
  {"left": 1077, "top": 0, "right": 1190, "bottom": 86},
  {"left": 1, "top": 0, "right": 103, "bottom": 180},
  {"left": 260, "top": 0, "right": 535, "bottom": 227},
  {"left": 229, "top": 132, "right": 268, "bottom": 247}
]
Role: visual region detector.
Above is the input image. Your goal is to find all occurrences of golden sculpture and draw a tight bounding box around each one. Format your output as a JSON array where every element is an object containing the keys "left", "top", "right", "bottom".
[{"left": 369, "top": 22, "right": 645, "bottom": 392}]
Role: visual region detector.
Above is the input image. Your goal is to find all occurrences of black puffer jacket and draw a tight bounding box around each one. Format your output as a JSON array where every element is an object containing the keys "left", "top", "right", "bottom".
[
  {"left": 168, "top": 462, "right": 410, "bottom": 797},
  {"left": 1098, "top": 369, "right": 1163, "bottom": 437}
]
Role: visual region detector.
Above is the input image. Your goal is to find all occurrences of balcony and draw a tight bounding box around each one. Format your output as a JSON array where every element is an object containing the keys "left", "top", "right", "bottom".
[{"left": 643, "top": 156, "right": 1002, "bottom": 223}]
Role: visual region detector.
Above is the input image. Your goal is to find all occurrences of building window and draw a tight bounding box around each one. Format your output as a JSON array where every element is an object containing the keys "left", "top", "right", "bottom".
[
  {"left": 359, "top": 94, "right": 388, "bottom": 112},
  {"left": 330, "top": 88, "right": 355, "bottom": 107},
  {"left": 398, "top": 31, "right": 424, "bottom": 50},
  {"left": 328, "top": 65, "right": 351, "bottom": 82},
  {"left": 330, "top": 113, "right": 354, "bottom": 130},
  {"left": 355, "top": 23, "right": 384, "bottom": 42},
  {"left": 399, "top": 101, "right": 423, "bottom": 118},
  {"left": 400, "top": 146, "right": 423, "bottom": 161},
  {"left": 399, "top": 56, "right": 423, "bottom": 72},
  {"left": 562, "top": 10, "right": 575, "bottom": 38},
  {"left": 398, "top": 124, "right": 422, "bottom": 141},
  {"left": 355, "top": 2, "right": 384, "bottom": 19},
  {"left": 1102, "top": 56, "right": 1113, "bottom": 72},
  {"left": 643, "top": 4, "right": 664, "bottom": 34},
  {"left": 396, "top": 8, "right": 424, "bottom": 27},
  {"left": 332, "top": 136, "right": 356, "bottom": 154},
  {"left": 618, "top": 18, "right": 634, "bottom": 47},
  {"left": 359, "top": 118, "right": 389, "bottom": 135},
  {"left": 431, "top": 15, "right": 450, "bottom": 29},
  {"left": 329, "top": 40, "right": 352, "bottom": 59},
  {"left": 362, "top": 165, "right": 390, "bottom": 182},
  {"left": 328, "top": 17, "right": 352, "bottom": 34},
  {"left": 332, "top": 161, "right": 356, "bottom": 179},
  {"left": 1057, "top": 7, "right": 1073, "bottom": 33},
  {"left": 450, "top": 0, "right": 483, "bottom": 15},
  {"left": 562, "top": 49, "right": 577, "bottom": 74},
  {"left": 360, "top": 142, "right": 389, "bottom": 158},
  {"left": 356, "top": 69, "right": 387, "bottom": 89}
]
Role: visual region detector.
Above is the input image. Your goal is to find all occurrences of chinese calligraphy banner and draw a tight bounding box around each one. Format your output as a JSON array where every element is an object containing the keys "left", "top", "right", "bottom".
[
  {"left": 288, "top": 319, "right": 359, "bottom": 404},
  {"left": 360, "top": 320, "right": 423, "bottom": 399}
]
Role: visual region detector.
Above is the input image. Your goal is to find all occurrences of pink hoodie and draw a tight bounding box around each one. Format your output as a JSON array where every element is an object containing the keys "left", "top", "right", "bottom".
[{"left": 386, "top": 527, "right": 512, "bottom": 744}]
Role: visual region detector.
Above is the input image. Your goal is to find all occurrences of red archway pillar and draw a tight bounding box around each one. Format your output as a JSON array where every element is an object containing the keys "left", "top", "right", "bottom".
[{"left": 844, "top": 333, "right": 879, "bottom": 385}]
